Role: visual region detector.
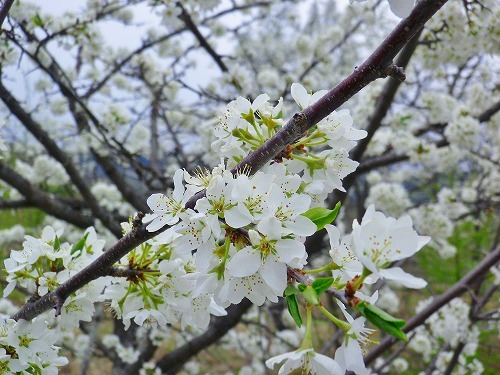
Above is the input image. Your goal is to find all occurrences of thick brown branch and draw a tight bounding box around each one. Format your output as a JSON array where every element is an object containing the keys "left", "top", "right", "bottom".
[
  {"left": 0, "top": 0, "right": 14, "bottom": 28},
  {"left": 0, "top": 199, "right": 33, "bottom": 209}
]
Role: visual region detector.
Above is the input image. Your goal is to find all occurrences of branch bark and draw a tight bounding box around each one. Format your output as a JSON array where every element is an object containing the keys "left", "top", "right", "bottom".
[{"left": 0, "top": 0, "right": 14, "bottom": 28}]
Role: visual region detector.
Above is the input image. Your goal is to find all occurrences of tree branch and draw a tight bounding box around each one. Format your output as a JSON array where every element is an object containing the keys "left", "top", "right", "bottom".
[
  {"left": 156, "top": 299, "right": 253, "bottom": 374},
  {"left": 176, "top": 2, "right": 228, "bottom": 73},
  {"left": 0, "top": 161, "right": 94, "bottom": 228},
  {"left": 0, "top": 0, "right": 14, "bottom": 29}
]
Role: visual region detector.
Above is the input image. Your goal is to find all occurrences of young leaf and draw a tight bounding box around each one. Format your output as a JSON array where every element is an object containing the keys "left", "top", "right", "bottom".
[
  {"left": 71, "top": 232, "right": 89, "bottom": 255},
  {"left": 286, "top": 294, "right": 302, "bottom": 327},
  {"left": 302, "top": 202, "right": 341, "bottom": 231},
  {"left": 301, "top": 285, "right": 320, "bottom": 306},
  {"left": 284, "top": 284, "right": 298, "bottom": 297},
  {"left": 356, "top": 301, "right": 408, "bottom": 341},
  {"left": 312, "top": 277, "right": 334, "bottom": 295}
]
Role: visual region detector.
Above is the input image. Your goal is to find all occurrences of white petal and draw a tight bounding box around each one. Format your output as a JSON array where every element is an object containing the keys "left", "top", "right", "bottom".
[
  {"left": 172, "top": 169, "right": 185, "bottom": 201},
  {"left": 146, "top": 193, "right": 168, "bottom": 212},
  {"left": 291, "top": 83, "right": 309, "bottom": 109},
  {"left": 224, "top": 204, "right": 253, "bottom": 228},
  {"left": 235, "top": 96, "right": 251, "bottom": 113},
  {"left": 252, "top": 93, "right": 270, "bottom": 111},
  {"left": 388, "top": 0, "right": 414, "bottom": 18},
  {"left": 379, "top": 267, "right": 427, "bottom": 289},
  {"left": 266, "top": 350, "right": 302, "bottom": 369},
  {"left": 326, "top": 224, "right": 340, "bottom": 248},
  {"left": 312, "top": 352, "right": 344, "bottom": 375},
  {"left": 418, "top": 235, "right": 431, "bottom": 249},
  {"left": 288, "top": 194, "right": 311, "bottom": 214},
  {"left": 226, "top": 248, "right": 260, "bottom": 277},
  {"left": 257, "top": 216, "right": 283, "bottom": 239},
  {"left": 146, "top": 215, "right": 176, "bottom": 232},
  {"left": 286, "top": 215, "right": 316, "bottom": 237},
  {"left": 309, "top": 89, "right": 328, "bottom": 105},
  {"left": 275, "top": 239, "right": 305, "bottom": 263},
  {"left": 261, "top": 259, "right": 287, "bottom": 293},
  {"left": 343, "top": 340, "right": 369, "bottom": 374}
]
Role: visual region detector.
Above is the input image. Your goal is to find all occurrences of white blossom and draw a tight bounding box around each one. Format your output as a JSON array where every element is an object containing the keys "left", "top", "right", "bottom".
[
  {"left": 146, "top": 169, "right": 197, "bottom": 231},
  {"left": 347, "top": 205, "right": 430, "bottom": 288},
  {"left": 266, "top": 348, "right": 343, "bottom": 375}
]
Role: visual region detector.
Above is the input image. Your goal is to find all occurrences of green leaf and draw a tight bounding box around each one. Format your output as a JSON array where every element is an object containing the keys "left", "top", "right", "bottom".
[
  {"left": 356, "top": 301, "right": 408, "bottom": 341},
  {"left": 302, "top": 202, "right": 341, "bottom": 231},
  {"left": 312, "top": 277, "right": 334, "bottom": 295},
  {"left": 286, "top": 293, "right": 302, "bottom": 327},
  {"left": 71, "top": 232, "right": 89, "bottom": 255}
]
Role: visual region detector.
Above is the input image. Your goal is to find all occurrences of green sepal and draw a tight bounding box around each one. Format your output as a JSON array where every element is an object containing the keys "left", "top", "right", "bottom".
[
  {"left": 284, "top": 284, "right": 298, "bottom": 297},
  {"left": 298, "top": 284, "right": 320, "bottom": 306},
  {"left": 71, "top": 232, "right": 89, "bottom": 255},
  {"left": 231, "top": 128, "right": 255, "bottom": 141},
  {"left": 312, "top": 277, "right": 334, "bottom": 295},
  {"left": 356, "top": 301, "right": 408, "bottom": 342},
  {"left": 302, "top": 202, "right": 341, "bottom": 231},
  {"left": 284, "top": 285, "right": 302, "bottom": 327}
]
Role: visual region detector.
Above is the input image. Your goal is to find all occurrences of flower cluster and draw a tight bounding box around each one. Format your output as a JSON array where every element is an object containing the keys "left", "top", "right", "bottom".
[
  {"left": 408, "top": 298, "right": 484, "bottom": 374},
  {"left": 2, "top": 84, "right": 430, "bottom": 375},
  {"left": 328, "top": 204, "right": 430, "bottom": 289},
  {"left": 0, "top": 318, "right": 68, "bottom": 374},
  {"left": 147, "top": 162, "right": 316, "bottom": 307}
]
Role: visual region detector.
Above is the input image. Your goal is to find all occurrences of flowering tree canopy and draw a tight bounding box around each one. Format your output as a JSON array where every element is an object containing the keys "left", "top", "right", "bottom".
[{"left": 0, "top": 0, "right": 498, "bottom": 374}]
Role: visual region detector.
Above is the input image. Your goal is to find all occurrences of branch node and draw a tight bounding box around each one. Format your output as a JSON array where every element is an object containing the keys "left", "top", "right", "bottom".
[
  {"left": 382, "top": 64, "right": 406, "bottom": 81},
  {"left": 131, "top": 211, "right": 145, "bottom": 236},
  {"left": 291, "top": 112, "right": 309, "bottom": 135},
  {"left": 51, "top": 293, "right": 65, "bottom": 317}
]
